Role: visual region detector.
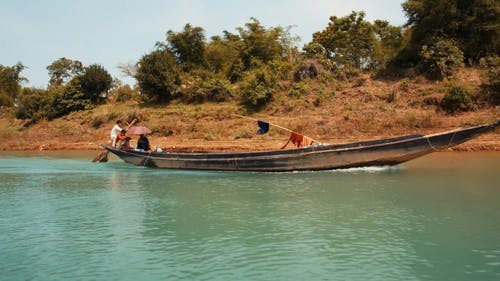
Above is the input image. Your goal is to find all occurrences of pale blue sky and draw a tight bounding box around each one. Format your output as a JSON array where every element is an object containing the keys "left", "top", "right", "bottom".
[{"left": 1, "top": 0, "right": 406, "bottom": 87}]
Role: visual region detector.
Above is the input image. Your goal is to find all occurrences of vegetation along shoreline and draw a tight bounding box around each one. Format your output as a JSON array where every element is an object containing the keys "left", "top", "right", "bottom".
[{"left": 1, "top": 2, "right": 498, "bottom": 152}]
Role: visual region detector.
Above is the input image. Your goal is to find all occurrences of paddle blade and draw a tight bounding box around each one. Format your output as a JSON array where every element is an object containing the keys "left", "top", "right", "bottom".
[{"left": 92, "top": 151, "right": 109, "bottom": 162}]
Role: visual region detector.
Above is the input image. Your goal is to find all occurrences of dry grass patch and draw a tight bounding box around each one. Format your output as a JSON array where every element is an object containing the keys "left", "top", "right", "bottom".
[{"left": 1, "top": 69, "right": 498, "bottom": 151}]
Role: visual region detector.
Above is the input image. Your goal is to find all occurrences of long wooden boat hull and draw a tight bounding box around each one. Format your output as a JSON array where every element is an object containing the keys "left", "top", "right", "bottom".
[{"left": 102, "top": 122, "right": 498, "bottom": 172}]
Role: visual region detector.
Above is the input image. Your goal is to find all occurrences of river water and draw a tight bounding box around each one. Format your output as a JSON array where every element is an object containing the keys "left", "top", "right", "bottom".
[{"left": 0, "top": 151, "right": 499, "bottom": 281}]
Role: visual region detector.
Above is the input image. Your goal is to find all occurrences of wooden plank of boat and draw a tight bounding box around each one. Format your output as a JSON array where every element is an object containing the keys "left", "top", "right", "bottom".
[{"left": 102, "top": 121, "right": 499, "bottom": 172}]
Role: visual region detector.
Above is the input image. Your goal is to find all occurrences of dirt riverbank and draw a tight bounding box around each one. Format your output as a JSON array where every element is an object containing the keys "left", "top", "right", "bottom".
[{"left": 1, "top": 70, "right": 498, "bottom": 152}]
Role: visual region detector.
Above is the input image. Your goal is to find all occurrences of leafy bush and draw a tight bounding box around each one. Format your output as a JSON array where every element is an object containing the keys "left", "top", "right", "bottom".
[
  {"left": 267, "top": 59, "right": 294, "bottom": 81},
  {"left": 80, "top": 64, "right": 113, "bottom": 103},
  {"left": 240, "top": 66, "right": 276, "bottom": 109},
  {"left": 313, "top": 86, "right": 335, "bottom": 106},
  {"left": 288, "top": 83, "right": 308, "bottom": 99},
  {"left": 419, "top": 38, "right": 464, "bottom": 80},
  {"left": 16, "top": 88, "right": 52, "bottom": 121},
  {"left": 17, "top": 79, "right": 94, "bottom": 125},
  {"left": 479, "top": 56, "right": 500, "bottom": 105},
  {"left": 333, "top": 65, "right": 361, "bottom": 81},
  {"left": 111, "top": 84, "right": 137, "bottom": 102},
  {"left": 0, "top": 62, "right": 26, "bottom": 106},
  {"left": 312, "top": 11, "right": 377, "bottom": 70},
  {"left": 0, "top": 91, "right": 13, "bottom": 107},
  {"left": 90, "top": 115, "right": 107, "bottom": 128},
  {"left": 182, "top": 78, "right": 234, "bottom": 103},
  {"left": 402, "top": 0, "right": 498, "bottom": 64},
  {"left": 135, "top": 49, "right": 181, "bottom": 102},
  {"left": 181, "top": 73, "right": 234, "bottom": 103},
  {"left": 51, "top": 79, "right": 93, "bottom": 119},
  {"left": 440, "top": 85, "right": 475, "bottom": 114},
  {"left": 303, "top": 42, "right": 327, "bottom": 58},
  {"left": 227, "top": 59, "right": 245, "bottom": 83}
]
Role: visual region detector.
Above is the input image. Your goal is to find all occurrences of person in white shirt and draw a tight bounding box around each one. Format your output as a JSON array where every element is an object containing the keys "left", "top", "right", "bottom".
[{"left": 110, "top": 120, "right": 124, "bottom": 147}]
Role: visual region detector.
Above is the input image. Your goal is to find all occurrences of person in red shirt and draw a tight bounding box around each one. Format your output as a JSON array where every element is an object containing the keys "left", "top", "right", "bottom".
[{"left": 115, "top": 130, "right": 131, "bottom": 149}]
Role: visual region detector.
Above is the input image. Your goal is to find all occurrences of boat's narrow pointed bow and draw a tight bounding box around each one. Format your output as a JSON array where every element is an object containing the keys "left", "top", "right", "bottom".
[{"left": 490, "top": 120, "right": 500, "bottom": 130}]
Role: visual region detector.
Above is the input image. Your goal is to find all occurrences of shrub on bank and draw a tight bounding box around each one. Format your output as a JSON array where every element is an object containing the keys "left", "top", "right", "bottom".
[
  {"left": 240, "top": 66, "right": 277, "bottom": 109},
  {"left": 16, "top": 88, "right": 52, "bottom": 121},
  {"left": 110, "top": 84, "right": 138, "bottom": 103},
  {"left": 419, "top": 38, "right": 464, "bottom": 80},
  {"left": 440, "top": 85, "right": 475, "bottom": 114},
  {"left": 479, "top": 56, "right": 500, "bottom": 105},
  {"left": 182, "top": 78, "right": 234, "bottom": 103},
  {"left": 16, "top": 79, "right": 94, "bottom": 126}
]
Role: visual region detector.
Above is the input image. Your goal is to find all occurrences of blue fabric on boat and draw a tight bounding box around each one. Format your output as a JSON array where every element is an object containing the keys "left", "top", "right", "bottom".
[{"left": 257, "top": 121, "right": 269, "bottom": 134}]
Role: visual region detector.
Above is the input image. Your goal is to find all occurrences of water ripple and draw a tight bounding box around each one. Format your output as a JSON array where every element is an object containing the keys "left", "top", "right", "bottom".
[{"left": 1, "top": 153, "right": 500, "bottom": 280}]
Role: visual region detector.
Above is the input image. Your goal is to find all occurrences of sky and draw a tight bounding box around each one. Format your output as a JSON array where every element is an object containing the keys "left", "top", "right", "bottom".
[{"left": 0, "top": 0, "right": 406, "bottom": 88}]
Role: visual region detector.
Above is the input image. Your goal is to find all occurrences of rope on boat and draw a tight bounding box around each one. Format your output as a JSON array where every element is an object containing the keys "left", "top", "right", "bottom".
[
  {"left": 424, "top": 136, "right": 439, "bottom": 151},
  {"left": 448, "top": 131, "right": 457, "bottom": 147},
  {"left": 425, "top": 131, "right": 458, "bottom": 151}
]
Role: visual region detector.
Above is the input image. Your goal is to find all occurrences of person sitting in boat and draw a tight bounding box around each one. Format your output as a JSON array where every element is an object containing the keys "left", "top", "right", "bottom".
[
  {"left": 110, "top": 120, "right": 124, "bottom": 147},
  {"left": 136, "top": 134, "right": 151, "bottom": 151},
  {"left": 115, "top": 129, "right": 131, "bottom": 150}
]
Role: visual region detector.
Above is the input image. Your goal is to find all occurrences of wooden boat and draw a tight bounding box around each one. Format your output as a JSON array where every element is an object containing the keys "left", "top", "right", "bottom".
[{"left": 102, "top": 121, "right": 498, "bottom": 172}]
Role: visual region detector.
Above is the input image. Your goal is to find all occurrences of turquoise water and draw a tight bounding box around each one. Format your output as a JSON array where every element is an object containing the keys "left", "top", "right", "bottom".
[{"left": 0, "top": 152, "right": 499, "bottom": 281}]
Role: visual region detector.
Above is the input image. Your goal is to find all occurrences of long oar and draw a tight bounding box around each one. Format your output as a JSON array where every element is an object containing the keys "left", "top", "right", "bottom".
[
  {"left": 232, "top": 114, "right": 319, "bottom": 143},
  {"left": 232, "top": 114, "right": 291, "bottom": 133},
  {"left": 92, "top": 118, "right": 137, "bottom": 162},
  {"left": 92, "top": 150, "right": 109, "bottom": 162}
]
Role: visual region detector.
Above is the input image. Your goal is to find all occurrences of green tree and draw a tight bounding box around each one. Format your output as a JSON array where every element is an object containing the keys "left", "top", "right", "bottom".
[
  {"left": 135, "top": 49, "right": 181, "bottom": 102},
  {"left": 181, "top": 77, "right": 234, "bottom": 103},
  {"left": 109, "top": 81, "right": 139, "bottom": 103},
  {"left": 240, "top": 65, "right": 277, "bottom": 109},
  {"left": 419, "top": 38, "right": 464, "bottom": 79},
  {"left": 46, "top": 57, "right": 84, "bottom": 87},
  {"left": 276, "top": 25, "right": 301, "bottom": 64},
  {"left": 463, "top": 0, "right": 500, "bottom": 60},
  {"left": 312, "top": 11, "right": 377, "bottom": 70},
  {"left": 372, "top": 20, "right": 406, "bottom": 69},
  {"left": 205, "top": 35, "right": 242, "bottom": 76},
  {"left": 80, "top": 64, "right": 113, "bottom": 103},
  {"left": 440, "top": 85, "right": 475, "bottom": 114},
  {"left": 163, "top": 23, "right": 207, "bottom": 70},
  {"left": 236, "top": 18, "right": 288, "bottom": 69},
  {"left": 50, "top": 76, "right": 92, "bottom": 118},
  {"left": 303, "top": 42, "right": 327, "bottom": 58},
  {"left": 207, "top": 31, "right": 247, "bottom": 82},
  {"left": 16, "top": 78, "right": 93, "bottom": 124},
  {"left": 402, "top": 0, "right": 500, "bottom": 63},
  {"left": 480, "top": 56, "right": 500, "bottom": 104},
  {"left": 16, "top": 87, "right": 52, "bottom": 121},
  {"left": 0, "top": 62, "right": 26, "bottom": 106}
]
